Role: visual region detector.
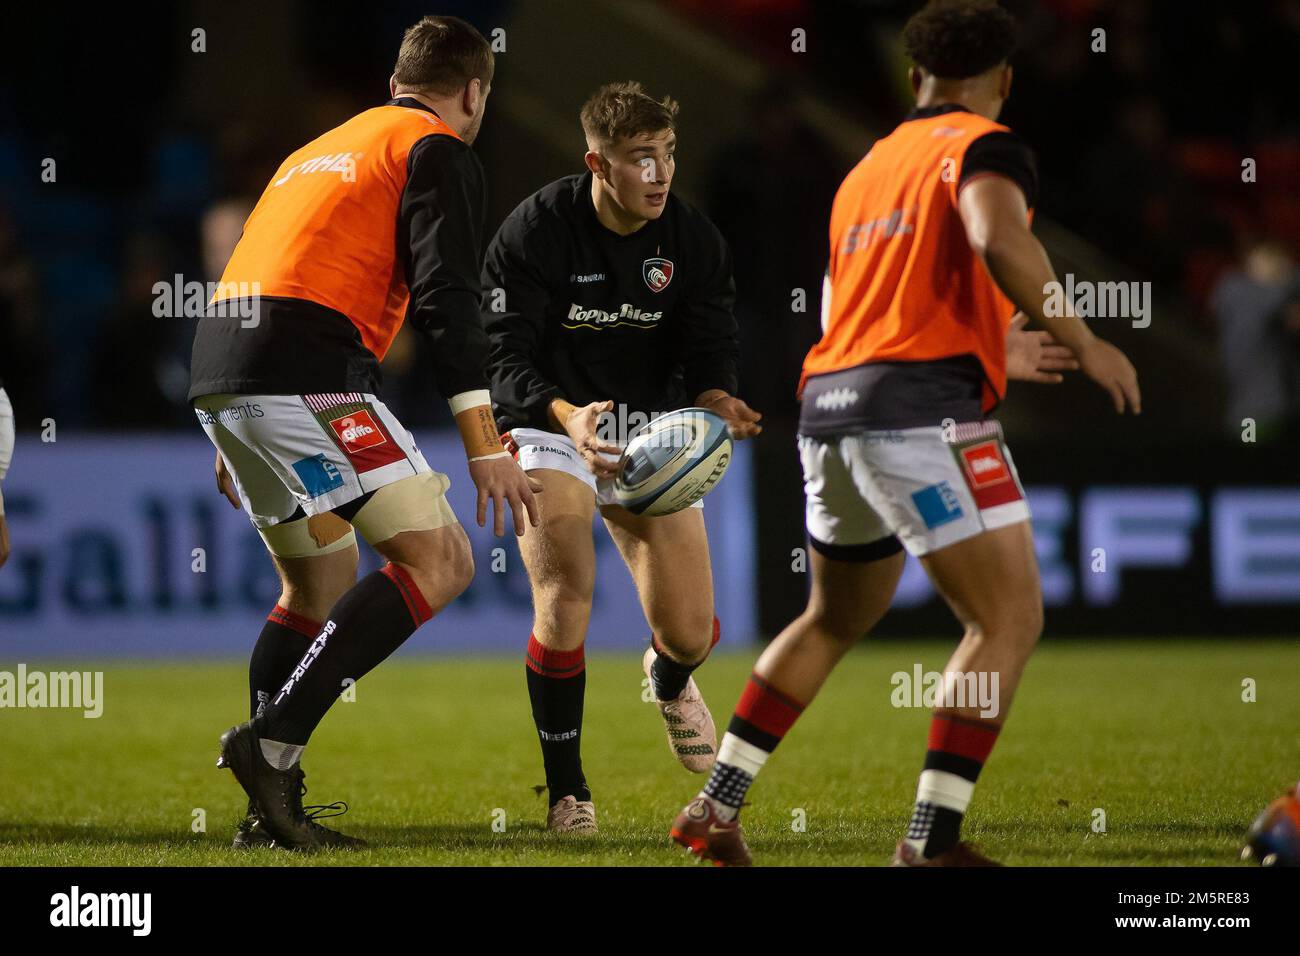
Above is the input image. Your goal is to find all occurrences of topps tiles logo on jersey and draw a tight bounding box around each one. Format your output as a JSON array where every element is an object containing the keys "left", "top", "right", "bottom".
[
  {"left": 564, "top": 302, "right": 664, "bottom": 330},
  {"left": 50, "top": 886, "right": 151, "bottom": 936}
]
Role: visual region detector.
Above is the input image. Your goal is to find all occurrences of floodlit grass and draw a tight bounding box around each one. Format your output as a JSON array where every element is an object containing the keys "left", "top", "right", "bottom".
[{"left": 1, "top": 639, "right": 1296, "bottom": 866}]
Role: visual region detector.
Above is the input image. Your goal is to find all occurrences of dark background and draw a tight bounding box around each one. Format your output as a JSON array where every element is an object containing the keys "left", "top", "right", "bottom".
[{"left": 0, "top": 0, "right": 1296, "bottom": 637}]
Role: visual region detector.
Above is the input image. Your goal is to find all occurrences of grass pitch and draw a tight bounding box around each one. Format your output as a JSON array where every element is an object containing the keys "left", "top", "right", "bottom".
[{"left": 1, "top": 639, "right": 1296, "bottom": 866}]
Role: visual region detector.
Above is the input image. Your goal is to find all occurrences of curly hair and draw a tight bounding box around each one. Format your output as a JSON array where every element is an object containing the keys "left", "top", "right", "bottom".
[
  {"left": 902, "top": 0, "right": 1018, "bottom": 80},
  {"left": 580, "top": 82, "right": 679, "bottom": 150}
]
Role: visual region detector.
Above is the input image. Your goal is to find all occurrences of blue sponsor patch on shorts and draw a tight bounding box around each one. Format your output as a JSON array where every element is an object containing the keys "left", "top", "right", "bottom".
[
  {"left": 292, "top": 454, "right": 344, "bottom": 498},
  {"left": 912, "top": 481, "right": 963, "bottom": 529}
]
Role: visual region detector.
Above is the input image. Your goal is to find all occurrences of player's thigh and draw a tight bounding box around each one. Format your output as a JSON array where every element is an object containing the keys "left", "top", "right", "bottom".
[
  {"left": 846, "top": 423, "right": 1042, "bottom": 641},
  {"left": 369, "top": 521, "right": 475, "bottom": 606},
  {"left": 270, "top": 539, "right": 360, "bottom": 618},
  {"left": 920, "top": 519, "right": 1043, "bottom": 644},
  {"left": 195, "top": 401, "right": 362, "bottom": 587},
  {"left": 518, "top": 468, "right": 598, "bottom": 635},
  {"left": 800, "top": 433, "right": 904, "bottom": 637},
  {"left": 807, "top": 545, "right": 906, "bottom": 639},
  {"left": 195, "top": 399, "right": 302, "bottom": 528},
  {"left": 599, "top": 502, "right": 715, "bottom": 644}
]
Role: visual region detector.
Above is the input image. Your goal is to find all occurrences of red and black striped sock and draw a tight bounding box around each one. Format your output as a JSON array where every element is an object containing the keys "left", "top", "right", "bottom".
[
  {"left": 525, "top": 634, "right": 589, "bottom": 805},
  {"left": 648, "top": 617, "right": 721, "bottom": 701},
  {"left": 905, "top": 712, "right": 1002, "bottom": 858},
  {"left": 255, "top": 563, "right": 433, "bottom": 746},
  {"left": 249, "top": 604, "right": 319, "bottom": 719},
  {"left": 701, "top": 672, "right": 806, "bottom": 819}
]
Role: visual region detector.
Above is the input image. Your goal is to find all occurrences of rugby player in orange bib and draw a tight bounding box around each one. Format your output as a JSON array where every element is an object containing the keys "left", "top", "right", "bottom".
[
  {"left": 670, "top": 0, "right": 1139, "bottom": 866},
  {"left": 188, "top": 16, "right": 539, "bottom": 851}
]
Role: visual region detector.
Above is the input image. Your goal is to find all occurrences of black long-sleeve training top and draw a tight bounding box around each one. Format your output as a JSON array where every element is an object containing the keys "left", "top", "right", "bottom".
[{"left": 483, "top": 171, "right": 740, "bottom": 433}]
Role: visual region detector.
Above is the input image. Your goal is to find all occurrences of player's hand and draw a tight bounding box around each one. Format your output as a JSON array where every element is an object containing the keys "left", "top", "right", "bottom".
[
  {"left": 0, "top": 513, "right": 9, "bottom": 569},
  {"left": 1005, "top": 314, "right": 1078, "bottom": 384},
  {"left": 214, "top": 451, "right": 241, "bottom": 509},
  {"left": 697, "top": 389, "right": 763, "bottom": 439},
  {"left": 469, "top": 454, "right": 543, "bottom": 537},
  {"left": 1077, "top": 337, "right": 1142, "bottom": 414},
  {"left": 563, "top": 400, "right": 622, "bottom": 479}
]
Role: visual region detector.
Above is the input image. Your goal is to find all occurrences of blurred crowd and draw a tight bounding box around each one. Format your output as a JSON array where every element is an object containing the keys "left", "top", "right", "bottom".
[{"left": 0, "top": 0, "right": 1297, "bottom": 440}]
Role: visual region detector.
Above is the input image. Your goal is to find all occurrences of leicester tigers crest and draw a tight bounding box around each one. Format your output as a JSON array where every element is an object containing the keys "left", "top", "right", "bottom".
[{"left": 642, "top": 257, "right": 673, "bottom": 293}]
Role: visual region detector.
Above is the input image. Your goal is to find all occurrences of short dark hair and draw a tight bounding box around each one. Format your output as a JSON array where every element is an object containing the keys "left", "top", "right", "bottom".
[
  {"left": 393, "top": 15, "right": 494, "bottom": 96},
  {"left": 580, "top": 82, "right": 679, "bottom": 150},
  {"left": 902, "top": 0, "right": 1018, "bottom": 80}
]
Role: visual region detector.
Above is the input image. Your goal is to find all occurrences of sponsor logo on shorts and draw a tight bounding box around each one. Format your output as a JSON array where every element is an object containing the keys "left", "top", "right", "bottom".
[
  {"left": 326, "top": 407, "right": 408, "bottom": 474},
  {"left": 292, "top": 454, "right": 344, "bottom": 498},
  {"left": 957, "top": 439, "right": 1024, "bottom": 511},
  {"left": 194, "top": 402, "right": 264, "bottom": 426},
  {"left": 329, "top": 409, "right": 387, "bottom": 453},
  {"left": 529, "top": 444, "right": 575, "bottom": 459},
  {"left": 960, "top": 440, "right": 1010, "bottom": 488},
  {"left": 912, "top": 480, "right": 964, "bottom": 530}
]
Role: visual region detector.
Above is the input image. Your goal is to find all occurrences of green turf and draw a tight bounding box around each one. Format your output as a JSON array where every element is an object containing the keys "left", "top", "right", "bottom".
[{"left": 1, "top": 639, "right": 1296, "bottom": 866}]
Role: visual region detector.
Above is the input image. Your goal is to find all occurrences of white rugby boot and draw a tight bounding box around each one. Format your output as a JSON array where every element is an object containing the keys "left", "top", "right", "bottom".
[
  {"left": 547, "top": 795, "right": 597, "bottom": 834},
  {"left": 642, "top": 646, "right": 717, "bottom": 773}
]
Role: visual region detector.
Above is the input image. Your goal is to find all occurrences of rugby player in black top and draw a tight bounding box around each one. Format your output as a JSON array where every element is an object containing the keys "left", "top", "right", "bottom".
[{"left": 484, "top": 82, "right": 762, "bottom": 832}]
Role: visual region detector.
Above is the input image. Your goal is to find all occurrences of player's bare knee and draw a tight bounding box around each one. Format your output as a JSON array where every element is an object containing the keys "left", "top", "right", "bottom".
[
  {"left": 433, "top": 529, "right": 475, "bottom": 599},
  {"left": 803, "top": 600, "right": 872, "bottom": 645},
  {"left": 380, "top": 525, "right": 474, "bottom": 605},
  {"left": 532, "top": 583, "right": 593, "bottom": 645},
  {"left": 652, "top": 614, "right": 714, "bottom": 664},
  {"left": 970, "top": 599, "right": 1042, "bottom": 653}
]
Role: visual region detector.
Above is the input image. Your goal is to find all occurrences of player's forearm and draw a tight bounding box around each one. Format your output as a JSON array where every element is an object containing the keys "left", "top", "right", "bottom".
[
  {"left": 980, "top": 227, "right": 1096, "bottom": 355},
  {"left": 450, "top": 390, "right": 507, "bottom": 460},
  {"left": 547, "top": 397, "right": 576, "bottom": 433}
]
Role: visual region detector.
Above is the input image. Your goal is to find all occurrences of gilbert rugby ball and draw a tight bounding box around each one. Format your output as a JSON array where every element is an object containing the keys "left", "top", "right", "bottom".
[{"left": 613, "top": 408, "right": 732, "bottom": 516}]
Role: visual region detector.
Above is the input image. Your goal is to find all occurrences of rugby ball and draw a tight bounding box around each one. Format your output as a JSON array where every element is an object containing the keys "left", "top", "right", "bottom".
[{"left": 612, "top": 408, "right": 732, "bottom": 516}]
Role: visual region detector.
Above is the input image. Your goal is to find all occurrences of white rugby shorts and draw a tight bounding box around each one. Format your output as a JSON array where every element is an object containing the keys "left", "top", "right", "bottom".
[
  {"left": 800, "top": 419, "right": 1030, "bottom": 559},
  {"left": 194, "top": 392, "right": 444, "bottom": 529},
  {"left": 503, "top": 426, "right": 703, "bottom": 510}
]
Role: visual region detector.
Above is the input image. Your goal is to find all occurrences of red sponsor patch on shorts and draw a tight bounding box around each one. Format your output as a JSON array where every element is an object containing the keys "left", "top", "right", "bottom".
[
  {"left": 328, "top": 409, "right": 406, "bottom": 473},
  {"left": 958, "top": 440, "right": 1022, "bottom": 510}
]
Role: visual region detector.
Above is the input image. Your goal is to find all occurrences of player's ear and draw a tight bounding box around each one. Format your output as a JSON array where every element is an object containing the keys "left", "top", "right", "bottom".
[
  {"left": 1000, "top": 64, "right": 1013, "bottom": 100},
  {"left": 908, "top": 66, "right": 923, "bottom": 97},
  {"left": 389, "top": 73, "right": 398, "bottom": 99},
  {"left": 463, "top": 77, "right": 482, "bottom": 116},
  {"left": 583, "top": 149, "right": 608, "bottom": 180}
]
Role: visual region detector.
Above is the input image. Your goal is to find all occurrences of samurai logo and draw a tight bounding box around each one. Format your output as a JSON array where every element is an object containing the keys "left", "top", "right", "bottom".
[{"left": 642, "top": 257, "right": 674, "bottom": 293}]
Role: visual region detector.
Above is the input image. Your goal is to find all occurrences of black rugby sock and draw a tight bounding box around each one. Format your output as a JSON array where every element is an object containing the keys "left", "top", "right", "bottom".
[
  {"left": 255, "top": 564, "right": 433, "bottom": 746},
  {"left": 249, "top": 604, "right": 318, "bottom": 719},
  {"left": 525, "top": 634, "right": 590, "bottom": 805}
]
